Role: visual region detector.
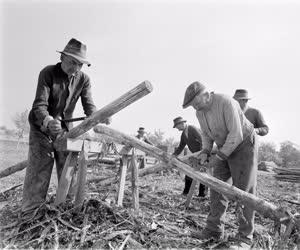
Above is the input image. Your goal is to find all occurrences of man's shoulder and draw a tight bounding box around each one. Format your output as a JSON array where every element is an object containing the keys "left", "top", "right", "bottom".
[
  {"left": 245, "top": 106, "right": 260, "bottom": 115},
  {"left": 76, "top": 71, "right": 90, "bottom": 82},
  {"left": 188, "top": 124, "right": 200, "bottom": 132},
  {"left": 40, "top": 64, "right": 57, "bottom": 74},
  {"left": 214, "top": 93, "right": 234, "bottom": 104}
]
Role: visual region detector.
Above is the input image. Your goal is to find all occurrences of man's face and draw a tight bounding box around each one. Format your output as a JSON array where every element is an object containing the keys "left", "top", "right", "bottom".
[
  {"left": 236, "top": 99, "right": 248, "bottom": 110},
  {"left": 175, "top": 122, "right": 185, "bottom": 131},
  {"left": 190, "top": 93, "right": 207, "bottom": 111},
  {"left": 61, "top": 54, "right": 83, "bottom": 76}
]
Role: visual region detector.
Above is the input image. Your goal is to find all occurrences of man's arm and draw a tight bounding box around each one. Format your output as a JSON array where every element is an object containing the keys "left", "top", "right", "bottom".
[
  {"left": 80, "top": 74, "right": 97, "bottom": 116},
  {"left": 196, "top": 112, "right": 213, "bottom": 154},
  {"left": 255, "top": 109, "right": 269, "bottom": 136},
  {"left": 217, "top": 99, "right": 243, "bottom": 160},
  {"left": 31, "top": 68, "right": 53, "bottom": 128},
  {"left": 173, "top": 133, "right": 186, "bottom": 156}
]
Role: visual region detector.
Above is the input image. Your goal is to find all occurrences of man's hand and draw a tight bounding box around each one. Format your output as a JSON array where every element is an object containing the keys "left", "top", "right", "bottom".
[
  {"left": 198, "top": 153, "right": 209, "bottom": 165},
  {"left": 207, "top": 155, "right": 226, "bottom": 169},
  {"left": 48, "top": 119, "right": 62, "bottom": 135},
  {"left": 103, "top": 117, "right": 112, "bottom": 125}
]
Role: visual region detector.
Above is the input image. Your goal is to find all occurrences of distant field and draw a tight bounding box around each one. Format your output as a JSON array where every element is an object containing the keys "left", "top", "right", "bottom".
[
  {"left": 0, "top": 139, "right": 58, "bottom": 192},
  {"left": 0, "top": 140, "right": 28, "bottom": 192}
]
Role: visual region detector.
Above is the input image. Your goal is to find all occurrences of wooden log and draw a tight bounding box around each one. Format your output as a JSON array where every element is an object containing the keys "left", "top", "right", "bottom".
[
  {"left": 131, "top": 154, "right": 139, "bottom": 212},
  {"left": 94, "top": 125, "right": 290, "bottom": 222},
  {"left": 117, "top": 156, "right": 128, "bottom": 207},
  {"left": 74, "top": 141, "right": 89, "bottom": 207},
  {"left": 54, "top": 81, "right": 153, "bottom": 151},
  {"left": 54, "top": 152, "right": 78, "bottom": 205},
  {"left": 0, "top": 160, "right": 28, "bottom": 179},
  {"left": 185, "top": 179, "right": 198, "bottom": 208}
]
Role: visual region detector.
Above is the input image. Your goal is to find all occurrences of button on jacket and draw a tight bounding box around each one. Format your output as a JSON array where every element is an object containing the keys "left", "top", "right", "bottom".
[{"left": 29, "top": 63, "right": 97, "bottom": 129}]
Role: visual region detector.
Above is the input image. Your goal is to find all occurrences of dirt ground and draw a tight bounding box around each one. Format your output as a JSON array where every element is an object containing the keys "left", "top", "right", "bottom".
[{"left": 0, "top": 139, "right": 299, "bottom": 249}]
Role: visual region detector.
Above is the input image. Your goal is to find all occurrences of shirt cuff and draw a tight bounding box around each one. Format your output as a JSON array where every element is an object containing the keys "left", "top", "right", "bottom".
[{"left": 42, "top": 115, "right": 54, "bottom": 128}]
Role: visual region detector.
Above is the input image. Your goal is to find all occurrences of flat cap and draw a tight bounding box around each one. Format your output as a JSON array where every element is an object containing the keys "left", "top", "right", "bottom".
[{"left": 182, "top": 81, "right": 206, "bottom": 108}]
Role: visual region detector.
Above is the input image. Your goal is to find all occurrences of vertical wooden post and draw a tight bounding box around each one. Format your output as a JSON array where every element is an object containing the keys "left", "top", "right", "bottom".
[
  {"left": 131, "top": 152, "right": 139, "bottom": 212},
  {"left": 74, "top": 141, "right": 89, "bottom": 208},
  {"left": 54, "top": 152, "right": 78, "bottom": 205},
  {"left": 185, "top": 179, "right": 198, "bottom": 208},
  {"left": 117, "top": 155, "right": 128, "bottom": 207}
]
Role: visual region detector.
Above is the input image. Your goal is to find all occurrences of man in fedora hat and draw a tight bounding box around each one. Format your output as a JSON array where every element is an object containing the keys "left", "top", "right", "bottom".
[
  {"left": 172, "top": 117, "right": 206, "bottom": 197},
  {"left": 183, "top": 81, "right": 257, "bottom": 247},
  {"left": 21, "top": 38, "right": 111, "bottom": 219},
  {"left": 233, "top": 89, "right": 269, "bottom": 136}
]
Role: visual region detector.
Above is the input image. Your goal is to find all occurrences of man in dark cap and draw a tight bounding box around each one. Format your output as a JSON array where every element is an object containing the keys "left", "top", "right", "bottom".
[
  {"left": 22, "top": 38, "right": 111, "bottom": 219},
  {"left": 183, "top": 81, "right": 257, "bottom": 247},
  {"left": 172, "top": 117, "right": 206, "bottom": 197},
  {"left": 233, "top": 89, "right": 269, "bottom": 136}
]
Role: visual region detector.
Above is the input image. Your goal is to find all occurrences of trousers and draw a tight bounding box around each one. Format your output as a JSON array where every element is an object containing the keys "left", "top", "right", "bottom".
[
  {"left": 206, "top": 131, "right": 258, "bottom": 238},
  {"left": 22, "top": 125, "right": 67, "bottom": 213}
]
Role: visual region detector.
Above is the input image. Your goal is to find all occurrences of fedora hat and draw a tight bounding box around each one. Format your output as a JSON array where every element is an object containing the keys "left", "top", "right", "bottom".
[
  {"left": 57, "top": 38, "right": 91, "bottom": 67},
  {"left": 233, "top": 89, "right": 251, "bottom": 100},
  {"left": 182, "top": 81, "right": 206, "bottom": 109},
  {"left": 137, "top": 127, "right": 146, "bottom": 133},
  {"left": 173, "top": 116, "right": 186, "bottom": 128}
]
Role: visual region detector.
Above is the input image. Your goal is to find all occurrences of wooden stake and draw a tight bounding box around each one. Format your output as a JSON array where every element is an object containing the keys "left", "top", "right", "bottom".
[
  {"left": 117, "top": 155, "right": 128, "bottom": 207},
  {"left": 185, "top": 179, "right": 198, "bottom": 208},
  {"left": 54, "top": 152, "right": 78, "bottom": 205},
  {"left": 131, "top": 153, "right": 139, "bottom": 212},
  {"left": 74, "top": 141, "right": 89, "bottom": 208}
]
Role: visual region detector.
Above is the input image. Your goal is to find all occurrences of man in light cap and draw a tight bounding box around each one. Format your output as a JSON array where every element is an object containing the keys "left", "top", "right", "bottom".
[
  {"left": 21, "top": 38, "right": 110, "bottom": 219},
  {"left": 183, "top": 81, "right": 257, "bottom": 247},
  {"left": 233, "top": 89, "right": 269, "bottom": 136}
]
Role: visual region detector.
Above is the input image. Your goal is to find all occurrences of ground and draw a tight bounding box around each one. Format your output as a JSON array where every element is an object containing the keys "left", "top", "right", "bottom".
[{"left": 0, "top": 139, "right": 299, "bottom": 249}]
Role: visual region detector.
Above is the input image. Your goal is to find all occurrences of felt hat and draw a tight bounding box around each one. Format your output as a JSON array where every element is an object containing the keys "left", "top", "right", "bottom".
[
  {"left": 57, "top": 38, "right": 91, "bottom": 66},
  {"left": 173, "top": 116, "right": 186, "bottom": 128},
  {"left": 233, "top": 89, "right": 251, "bottom": 100},
  {"left": 137, "top": 127, "right": 146, "bottom": 133},
  {"left": 182, "top": 81, "right": 206, "bottom": 108}
]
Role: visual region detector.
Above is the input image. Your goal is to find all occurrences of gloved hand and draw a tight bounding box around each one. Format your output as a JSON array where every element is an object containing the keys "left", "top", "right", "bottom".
[{"left": 48, "top": 119, "right": 62, "bottom": 136}]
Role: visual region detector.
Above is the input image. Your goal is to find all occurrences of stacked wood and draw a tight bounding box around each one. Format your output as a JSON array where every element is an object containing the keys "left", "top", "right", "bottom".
[{"left": 274, "top": 167, "right": 300, "bottom": 183}]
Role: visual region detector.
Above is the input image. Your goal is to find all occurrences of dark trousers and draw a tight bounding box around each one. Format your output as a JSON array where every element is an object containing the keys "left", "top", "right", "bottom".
[
  {"left": 206, "top": 131, "right": 258, "bottom": 239},
  {"left": 22, "top": 125, "right": 67, "bottom": 214},
  {"left": 183, "top": 175, "right": 206, "bottom": 196}
]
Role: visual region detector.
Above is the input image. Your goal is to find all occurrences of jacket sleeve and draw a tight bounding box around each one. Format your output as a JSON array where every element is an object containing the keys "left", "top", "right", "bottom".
[
  {"left": 143, "top": 137, "right": 154, "bottom": 145},
  {"left": 80, "top": 74, "right": 97, "bottom": 116},
  {"left": 174, "top": 133, "right": 186, "bottom": 156},
  {"left": 255, "top": 109, "right": 269, "bottom": 136},
  {"left": 31, "top": 68, "right": 52, "bottom": 127},
  {"left": 218, "top": 99, "right": 243, "bottom": 159},
  {"left": 190, "top": 125, "right": 202, "bottom": 148}
]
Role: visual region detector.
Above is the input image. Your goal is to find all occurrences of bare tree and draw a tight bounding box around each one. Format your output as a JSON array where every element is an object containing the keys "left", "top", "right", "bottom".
[{"left": 13, "top": 109, "right": 30, "bottom": 148}]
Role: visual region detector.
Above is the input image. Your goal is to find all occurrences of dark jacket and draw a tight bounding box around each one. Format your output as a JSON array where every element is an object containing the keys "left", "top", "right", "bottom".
[
  {"left": 174, "top": 125, "right": 202, "bottom": 155},
  {"left": 29, "top": 63, "right": 97, "bottom": 130},
  {"left": 244, "top": 107, "right": 269, "bottom": 136}
]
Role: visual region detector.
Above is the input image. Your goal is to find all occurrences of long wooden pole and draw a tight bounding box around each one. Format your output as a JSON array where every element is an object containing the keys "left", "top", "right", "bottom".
[
  {"left": 55, "top": 81, "right": 153, "bottom": 149},
  {"left": 94, "top": 125, "right": 290, "bottom": 222}
]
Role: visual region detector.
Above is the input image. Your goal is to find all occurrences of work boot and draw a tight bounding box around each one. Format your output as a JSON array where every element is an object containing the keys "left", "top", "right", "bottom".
[
  {"left": 191, "top": 228, "right": 224, "bottom": 241},
  {"left": 228, "top": 233, "right": 252, "bottom": 249}
]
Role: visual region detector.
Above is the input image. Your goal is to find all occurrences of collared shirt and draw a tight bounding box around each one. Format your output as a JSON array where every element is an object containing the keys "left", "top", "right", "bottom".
[
  {"left": 174, "top": 125, "right": 202, "bottom": 155},
  {"left": 29, "top": 63, "right": 97, "bottom": 129},
  {"left": 244, "top": 106, "right": 269, "bottom": 136},
  {"left": 196, "top": 93, "right": 253, "bottom": 158}
]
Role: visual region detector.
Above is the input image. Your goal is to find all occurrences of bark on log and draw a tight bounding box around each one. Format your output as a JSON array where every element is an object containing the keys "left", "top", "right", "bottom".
[
  {"left": 54, "top": 81, "right": 153, "bottom": 151},
  {"left": 0, "top": 160, "right": 28, "bottom": 179},
  {"left": 94, "top": 124, "right": 290, "bottom": 222}
]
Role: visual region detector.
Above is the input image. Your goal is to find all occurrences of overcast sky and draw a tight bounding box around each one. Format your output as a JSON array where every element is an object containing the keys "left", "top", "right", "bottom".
[{"left": 1, "top": 0, "right": 300, "bottom": 146}]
